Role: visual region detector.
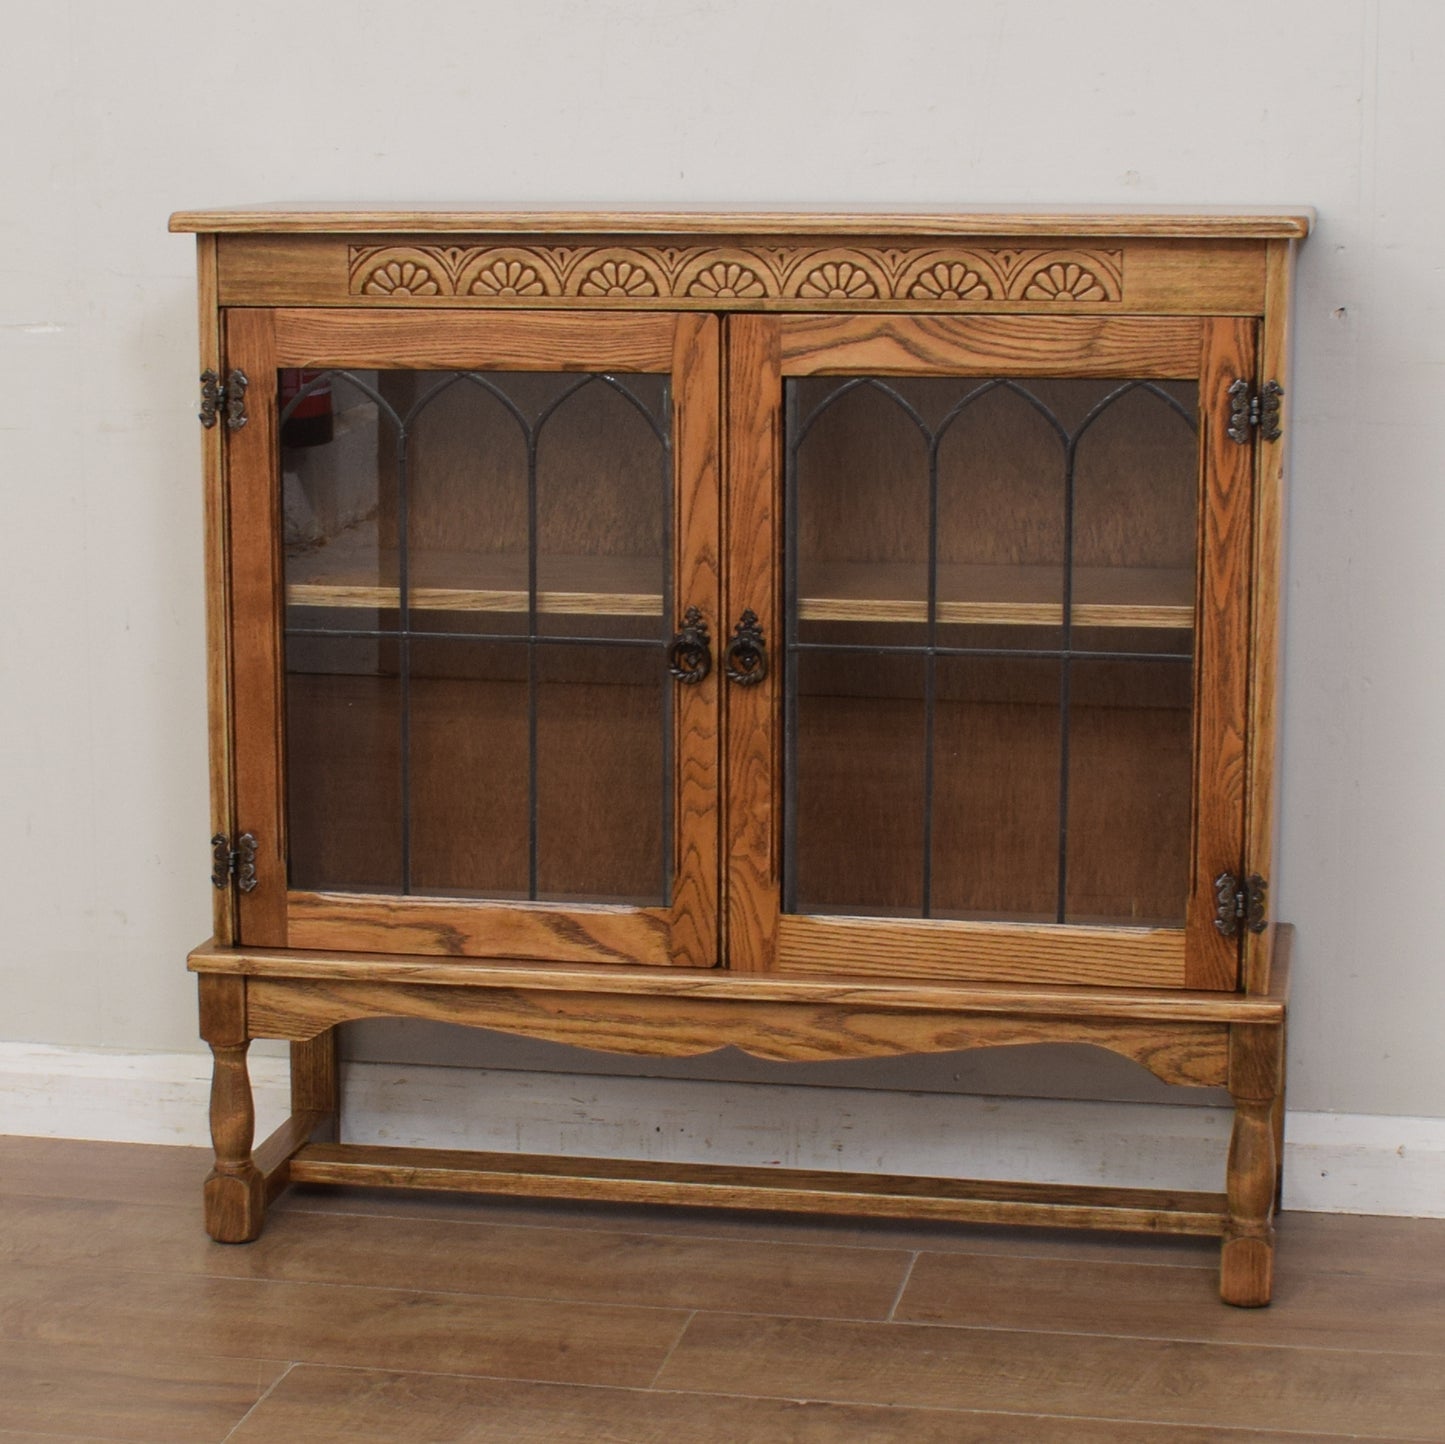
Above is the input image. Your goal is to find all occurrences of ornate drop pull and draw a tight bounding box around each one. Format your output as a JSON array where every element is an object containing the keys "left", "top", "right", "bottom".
[
  {"left": 724, "top": 610, "right": 768, "bottom": 686},
  {"left": 668, "top": 607, "right": 712, "bottom": 685}
]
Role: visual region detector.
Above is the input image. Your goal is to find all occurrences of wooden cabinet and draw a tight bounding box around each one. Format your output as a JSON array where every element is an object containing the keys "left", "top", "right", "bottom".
[{"left": 176, "top": 207, "right": 1307, "bottom": 1305}]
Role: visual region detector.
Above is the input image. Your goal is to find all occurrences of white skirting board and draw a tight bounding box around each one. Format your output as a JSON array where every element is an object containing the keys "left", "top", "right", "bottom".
[{"left": 1, "top": 1042, "right": 1441, "bottom": 1218}]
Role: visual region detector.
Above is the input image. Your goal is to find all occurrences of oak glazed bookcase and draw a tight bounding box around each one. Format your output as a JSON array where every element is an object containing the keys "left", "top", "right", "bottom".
[{"left": 174, "top": 206, "right": 1307, "bottom": 1306}]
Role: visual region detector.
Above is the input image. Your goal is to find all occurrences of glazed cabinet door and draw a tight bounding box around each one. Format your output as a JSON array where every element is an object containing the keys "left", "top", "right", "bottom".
[
  {"left": 726, "top": 313, "right": 1256, "bottom": 990},
  {"left": 223, "top": 309, "right": 720, "bottom": 966}
]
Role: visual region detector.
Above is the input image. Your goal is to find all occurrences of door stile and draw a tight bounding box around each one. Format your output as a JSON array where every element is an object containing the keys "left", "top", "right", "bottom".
[
  {"left": 1185, "top": 317, "right": 1258, "bottom": 989},
  {"left": 666, "top": 312, "right": 723, "bottom": 968},
  {"left": 223, "top": 308, "right": 289, "bottom": 946},
  {"left": 1243, "top": 244, "right": 1296, "bottom": 995},
  {"left": 723, "top": 315, "right": 783, "bottom": 972}
]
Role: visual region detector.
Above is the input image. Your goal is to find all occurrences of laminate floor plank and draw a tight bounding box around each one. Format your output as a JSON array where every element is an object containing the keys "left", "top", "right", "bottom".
[
  {"left": 896, "top": 1249, "right": 1445, "bottom": 1352},
  {"left": 0, "top": 1137, "right": 209, "bottom": 1207},
  {"left": 654, "top": 1312, "right": 1445, "bottom": 1439},
  {"left": 0, "top": 1433, "right": 128, "bottom": 1443},
  {"left": 223, "top": 1364, "right": 1326, "bottom": 1444},
  {"left": 0, "top": 1263, "right": 688, "bottom": 1389},
  {"left": 0, "top": 1194, "right": 911, "bottom": 1319},
  {"left": 0, "top": 1339, "right": 284, "bottom": 1443}
]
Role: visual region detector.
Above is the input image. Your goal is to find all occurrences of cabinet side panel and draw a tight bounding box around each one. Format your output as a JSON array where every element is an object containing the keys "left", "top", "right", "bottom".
[
  {"left": 224, "top": 310, "right": 288, "bottom": 945},
  {"left": 1186, "top": 318, "right": 1257, "bottom": 989},
  {"left": 1243, "top": 242, "right": 1295, "bottom": 993},
  {"left": 197, "top": 237, "right": 235, "bottom": 944},
  {"left": 724, "top": 316, "right": 782, "bottom": 971}
]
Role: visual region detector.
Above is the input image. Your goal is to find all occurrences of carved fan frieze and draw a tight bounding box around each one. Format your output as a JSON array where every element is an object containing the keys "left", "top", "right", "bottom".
[{"left": 347, "top": 242, "right": 1125, "bottom": 308}]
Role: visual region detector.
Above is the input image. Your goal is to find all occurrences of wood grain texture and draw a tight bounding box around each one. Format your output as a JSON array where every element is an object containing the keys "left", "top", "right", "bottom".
[
  {"left": 170, "top": 205, "right": 1314, "bottom": 237},
  {"left": 667, "top": 312, "right": 723, "bottom": 969},
  {"left": 723, "top": 315, "right": 783, "bottom": 971},
  {"left": 202, "top": 1040, "right": 265, "bottom": 1243},
  {"left": 213, "top": 235, "right": 1271, "bottom": 315},
  {"left": 288, "top": 1030, "right": 337, "bottom": 1119},
  {"left": 896, "top": 1247, "right": 1445, "bottom": 1353},
  {"left": 285, "top": 892, "right": 675, "bottom": 965},
  {"left": 0, "top": 1262, "right": 688, "bottom": 1390},
  {"left": 653, "top": 1312, "right": 1445, "bottom": 1438},
  {"left": 1243, "top": 239, "right": 1296, "bottom": 994},
  {"left": 187, "top": 932, "right": 1290, "bottom": 1024},
  {"left": 229, "top": 1364, "right": 1245, "bottom": 1444},
  {"left": 285, "top": 547, "right": 665, "bottom": 614},
  {"left": 242, "top": 977, "right": 1229, "bottom": 1083},
  {"left": 271, "top": 306, "right": 672, "bottom": 369},
  {"left": 780, "top": 313, "right": 1204, "bottom": 376},
  {"left": 798, "top": 559, "right": 1194, "bottom": 627},
  {"left": 1184, "top": 318, "right": 1256, "bottom": 988},
  {"left": 222, "top": 308, "right": 287, "bottom": 946},
  {"left": 286, "top": 1144, "right": 1229, "bottom": 1235},
  {"left": 775, "top": 913, "right": 1185, "bottom": 988},
  {"left": 0, "top": 1194, "right": 911, "bottom": 1323},
  {"left": 253, "top": 1109, "right": 332, "bottom": 1204},
  {"left": 15, "top": 1136, "right": 1445, "bottom": 1444},
  {"left": 345, "top": 240, "right": 1125, "bottom": 304},
  {"left": 196, "top": 234, "right": 236, "bottom": 947},
  {"left": 0, "top": 1339, "right": 283, "bottom": 1443}
]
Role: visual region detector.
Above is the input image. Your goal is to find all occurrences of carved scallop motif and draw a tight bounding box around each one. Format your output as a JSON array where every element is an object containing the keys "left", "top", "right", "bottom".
[
  {"left": 467, "top": 258, "right": 548, "bottom": 297},
  {"left": 1009, "top": 250, "right": 1123, "bottom": 303},
  {"left": 685, "top": 260, "right": 768, "bottom": 299},
  {"left": 1022, "top": 262, "right": 1107, "bottom": 302},
  {"left": 579, "top": 258, "right": 661, "bottom": 297},
  {"left": 907, "top": 261, "right": 993, "bottom": 300},
  {"left": 346, "top": 243, "right": 1123, "bottom": 307},
  {"left": 797, "top": 259, "right": 880, "bottom": 300},
  {"left": 361, "top": 258, "right": 441, "bottom": 297}
]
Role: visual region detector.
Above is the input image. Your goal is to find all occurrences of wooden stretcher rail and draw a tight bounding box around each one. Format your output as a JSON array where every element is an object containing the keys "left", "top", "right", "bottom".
[{"left": 282, "top": 1141, "right": 1230, "bottom": 1236}]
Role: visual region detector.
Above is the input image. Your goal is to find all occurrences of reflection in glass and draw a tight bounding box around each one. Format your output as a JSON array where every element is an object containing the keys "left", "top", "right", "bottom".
[
  {"left": 784, "top": 375, "right": 1198, "bottom": 927},
  {"left": 280, "top": 369, "right": 672, "bottom": 904}
]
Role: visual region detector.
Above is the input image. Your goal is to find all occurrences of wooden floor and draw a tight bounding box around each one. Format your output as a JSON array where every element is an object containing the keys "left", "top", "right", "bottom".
[{"left": 3, "top": 1136, "right": 1444, "bottom": 1442}]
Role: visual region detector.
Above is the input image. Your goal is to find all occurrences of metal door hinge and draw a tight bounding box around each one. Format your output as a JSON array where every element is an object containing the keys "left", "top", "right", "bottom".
[
  {"left": 211, "top": 832, "right": 258, "bottom": 893},
  {"left": 1226, "top": 379, "right": 1283, "bottom": 444},
  {"left": 1213, "top": 871, "right": 1267, "bottom": 937},
  {"left": 199, "top": 369, "right": 249, "bottom": 430}
]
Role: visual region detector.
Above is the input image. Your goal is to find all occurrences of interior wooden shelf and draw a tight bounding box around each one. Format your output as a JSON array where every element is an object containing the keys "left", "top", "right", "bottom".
[
  {"left": 286, "top": 546, "right": 662, "bottom": 617},
  {"left": 797, "top": 561, "right": 1194, "bottom": 629},
  {"left": 288, "top": 542, "right": 1194, "bottom": 629}
]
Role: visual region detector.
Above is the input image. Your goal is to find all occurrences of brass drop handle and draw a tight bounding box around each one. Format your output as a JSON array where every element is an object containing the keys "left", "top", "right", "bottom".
[
  {"left": 724, "top": 609, "right": 768, "bottom": 686},
  {"left": 668, "top": 607, "right": 712, "bottom": 685}
]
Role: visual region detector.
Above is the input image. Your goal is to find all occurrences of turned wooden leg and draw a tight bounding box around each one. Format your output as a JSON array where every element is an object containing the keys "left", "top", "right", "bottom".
[
  {"left": 198, "top": 975, "right": 266, "bottom": 1243},
  {"left": 1221, "top": 1022, "right": 1283, "bottom": 1306}
]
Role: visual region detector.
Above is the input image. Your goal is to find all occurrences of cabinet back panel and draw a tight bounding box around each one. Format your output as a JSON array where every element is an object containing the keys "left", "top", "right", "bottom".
[{"left": 791, "top": 692, "right": 1190, "bottom": 926}]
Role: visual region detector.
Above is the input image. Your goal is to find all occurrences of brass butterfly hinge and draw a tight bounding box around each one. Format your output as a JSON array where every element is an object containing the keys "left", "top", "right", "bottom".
[
  {"left": 1213, "top": 871, "right": 1268, "bottom": 937},
  {"left": 199, "top": 368, "right": 249, "bottom": 430},
  {"left": 1226, "top": 378, "right": 1283, "bottom": 444},
  {"left": 211, "top": 832, "right": 259, "bottom": 893}
]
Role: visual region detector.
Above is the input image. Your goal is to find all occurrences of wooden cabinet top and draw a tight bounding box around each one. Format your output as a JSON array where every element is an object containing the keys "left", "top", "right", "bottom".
[{"left": 170, "top": 205, "right": 1314, "bottom": 239}]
